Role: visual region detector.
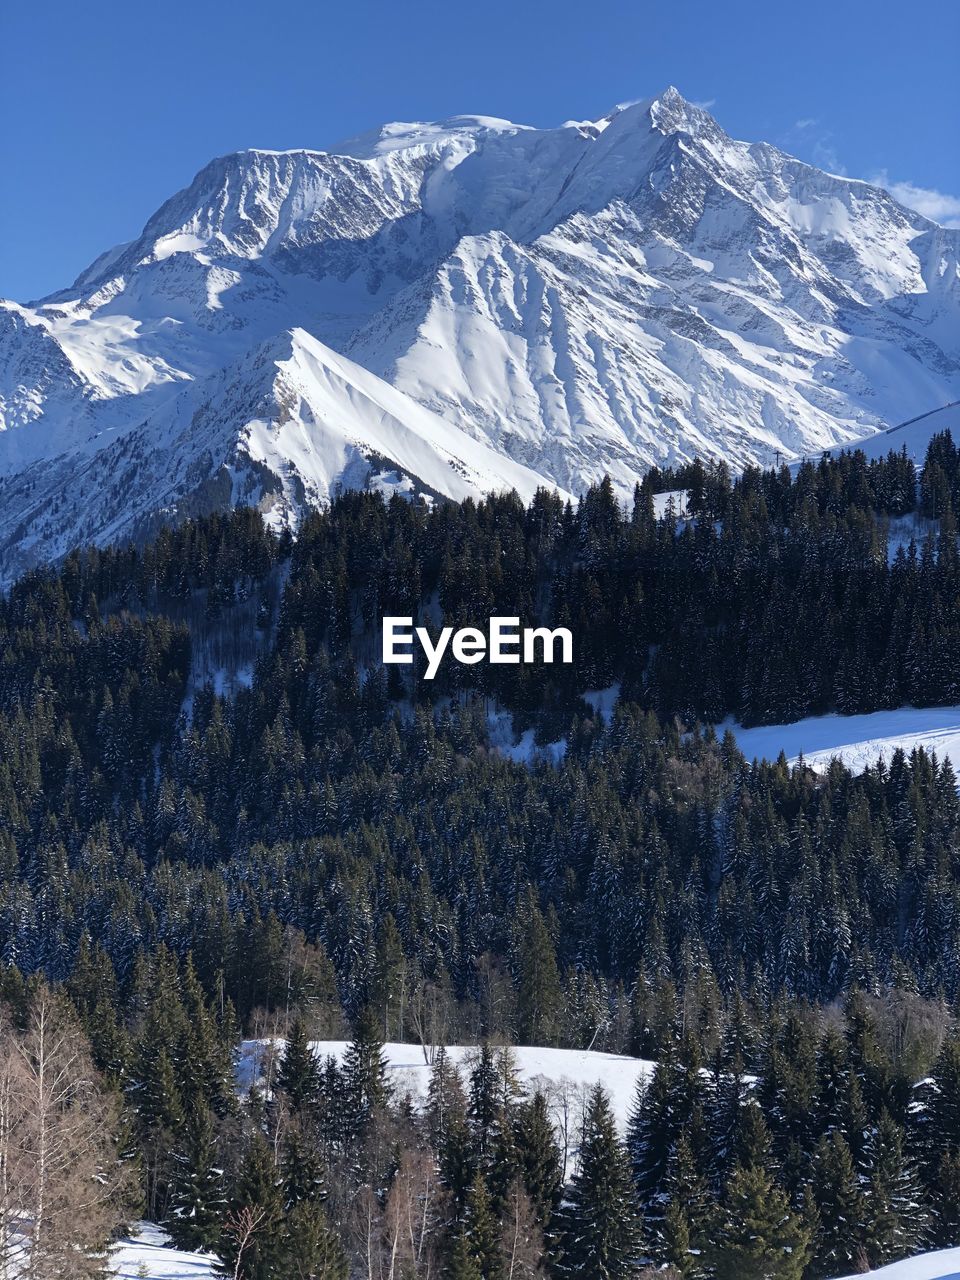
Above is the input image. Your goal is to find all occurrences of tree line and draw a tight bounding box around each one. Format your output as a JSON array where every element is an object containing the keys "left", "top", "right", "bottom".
[{"left": 0, "top": 434, "right": 959, "bottom": 1271}]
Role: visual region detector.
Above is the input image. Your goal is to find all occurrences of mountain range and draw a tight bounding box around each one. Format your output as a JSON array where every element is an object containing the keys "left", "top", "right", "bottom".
[{"left": 1, "top": 86, "right": 959, "bottom": 580}]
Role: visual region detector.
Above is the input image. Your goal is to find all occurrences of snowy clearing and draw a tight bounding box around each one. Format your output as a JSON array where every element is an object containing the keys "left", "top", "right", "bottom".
[
  {"left": 240, "top": 1040, "right": 655, "bottom": 1132},
  {"left": 723, "top": 705, "right": 960, "bottom": 775},
  {"left": 834, "top": 1247, "right": 960, "bottom": 1280},
  {"left": 109, "top": 1217, "right": 960, "bottom": 1279},
  {"left": 111, "top": 1223, "right": 215, "bottom": 1278}
]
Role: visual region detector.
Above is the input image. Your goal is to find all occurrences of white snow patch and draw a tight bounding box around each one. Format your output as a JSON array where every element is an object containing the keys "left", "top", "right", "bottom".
[
  {"left": 652, "top": 490, "right": 690, "bottom": 518},
  {"left": 240, "top": 1040, "right": 654, "bottom": 1133},
  {"left": 722, "top": 705, "right": 960, "bottom": 775},
  {"left": 833, "top": 1247, "right": 960, "bottom": 1280},
  {"left": 111, "top": 1223, "right": 215, "bottom": 1278}
]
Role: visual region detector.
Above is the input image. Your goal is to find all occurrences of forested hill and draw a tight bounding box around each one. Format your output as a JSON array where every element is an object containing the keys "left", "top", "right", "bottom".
[
  {"left": 3, "top": 434, "right": 960, "bottom": 1275},
  {"left": 2, "top": 431, "right": 960, "bottom": 1019}
]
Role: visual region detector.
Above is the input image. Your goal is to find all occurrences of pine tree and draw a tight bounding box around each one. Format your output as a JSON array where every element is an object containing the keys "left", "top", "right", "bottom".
[
  {"left": 426, "top": 1046, "right": 467, "bottom": 1154},
  {"left": 706, "top": 1162, "right": 810, "bottom": 1280},
  {"left": 659, "top": 1131, "right": 711, "bottom": 1277},
  {"left": 166, "top": 1103, "right": 227, "bottom": 1252},
  {"left": 928, "top": 1149, "right": 960, "bottom": 1248},
  {"left": 515, "top": 893, "right": 562, "bottom": 1044},
  {"left": 464, "top": 1171, "right": 503, "bottom": 1280},
  {"left": 282, "top": 1126, "right": 328, "bottom": 1207},
  {"left": 808, "top": 1130, "right": 867, "bottom": 1278},
  {"left": 468, "top": 1043, "right": 501, "bottom": 1172},
  {"left": 864, "top": 1110, "right": 929, "bottom": 1267},
  {"left": 341, "top": 1004, "right": 391, "bottom": 1148},
  {"left": 218, "top": 1133, "right": 285, "bottom": 1280},
  {"left": 276, "top": 1016, "right": 321, "bottom": 1113},
  {"left": 556, "top": 1084, "right": 642, "bottom": 1279},
  {"left": 274, "top": 1200, "right": 349, "bottom": 1280},
  {"left": 513, "top": 1090, "right": 563, "bottom": 1229},
  {"left": 447, "top": 1228, "right": 485, "bottom": 1280}
]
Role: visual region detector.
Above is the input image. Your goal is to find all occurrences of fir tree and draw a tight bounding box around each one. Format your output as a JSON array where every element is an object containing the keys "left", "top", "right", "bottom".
[
  {"left": 165, "top": 1103, "right": 227, "bottom": 1252},
  {"left": 808, "top": 1131, "right": 867, "bottom": 1278},
  {"left": 513, "top": 1090, "right": 563, "bottom": 1229},
  {"left": 219, "top": 1133, "right": 285, "bottom": 1280},
  {"left": 276, "top": 1015, "right": 321, "bottom": 1114},
  {"left": 274, "top": 1201, "right": 349, "bottom": 1280},
  {"left": 706, "top": 1162, "right": 811, "bottom": 1280},
  {"left": 556, "top": 1084, "right": 642, "bottom": 1279},
  {"left": 464, "top": 1171, "right": 503, "bottom": 1280},
  {"left": 864, "top": 1110, "right": 929, "bottom": 1267}
]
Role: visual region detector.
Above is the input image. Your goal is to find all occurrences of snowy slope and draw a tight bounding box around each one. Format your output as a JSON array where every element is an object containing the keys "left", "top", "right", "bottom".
[
  {"left": 0, "top": 328, "right": 555, "bottom": 580},
  {"left": 845, "top": 400, "right": 960, "bottom": 464},
  {"left": 834, "top": 1250, "right": 960, "bottom": 1280},
  {"left": 723, "top": 705, "right": 960, "bottom": 775},
  {"left": 111, "top": 1224, "right": 215, "bottom": 1279},
  {"left": 2, "top": 87, "right": 959, "bottom": 575},
  {"left": 241, "top": 1040, "right": 654, "bottom": 1133}
]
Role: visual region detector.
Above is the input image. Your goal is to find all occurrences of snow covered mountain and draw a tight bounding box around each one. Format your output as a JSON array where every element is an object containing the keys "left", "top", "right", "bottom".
[{"left": 2, "top": 87, "right": 959, "bottom": 580}]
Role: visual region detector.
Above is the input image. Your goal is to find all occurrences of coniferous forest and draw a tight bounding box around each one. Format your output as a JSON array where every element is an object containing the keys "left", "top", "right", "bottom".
[{"left": 3, "top": 434, "right": 960, "bottom": 1276}]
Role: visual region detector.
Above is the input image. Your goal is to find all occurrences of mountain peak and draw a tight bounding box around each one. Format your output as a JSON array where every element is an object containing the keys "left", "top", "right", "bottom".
[
  {"left": 646, "top": 84, "right": 718, "bottom": 136},
  {"left": 2, "top": 95, "right": 958, "bottom": 580}
]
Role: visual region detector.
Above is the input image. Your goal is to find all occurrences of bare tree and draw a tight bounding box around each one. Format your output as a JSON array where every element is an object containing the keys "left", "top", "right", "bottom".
[
  {"left": 0, "top": 995, "right": 134, "bottom": 1280},
  {"left": 408, "top": 980, "right": 453, "bottom": 1066},
  {"left": 500, "top": 1180, "right": 546, "bottom": 1280},
  {"left": 222, "top": 1204, "right": 267, "bottom": 1280}
]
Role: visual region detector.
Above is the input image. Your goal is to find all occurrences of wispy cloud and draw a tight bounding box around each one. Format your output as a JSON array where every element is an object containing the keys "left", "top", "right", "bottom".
[
  {"left": 870, "top": 171, "right": 960, "bottom": 228},
  {"left": 779, "top": 118, "right": 846, "bottom": 175},
  {"left": 692, "top": 97, "right": 717, "bottom": 110}
]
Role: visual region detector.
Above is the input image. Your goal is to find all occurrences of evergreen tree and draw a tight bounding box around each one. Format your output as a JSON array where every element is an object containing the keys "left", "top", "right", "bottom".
[
  {"left": 706, "top": 1162, "right": 811, "bottom": 1280},
  {"left": 513, "top": 1090, "right": 563, "bottom": 1229},
  {"left": 808, "top": 1131, "right": 867, "bottom": 1278},
  {"left": 166, "top": 1104, "right": 227, "bottom": 1252},
  {"left": 274, "top": 1201, "right": 349, "bottom": 1280},
  {"left": 864, "top": 1110, "right": 928, "bottom": 1267},
  {"left": 556, "top": 1084, "right": 642, "bottom": 1279},
  {"left": 659, "top": 1131, "right": 711, "bottom": 1277},
  {"left": 515, "top": 893, "right": 562, "bottom": 1044},
  {"left": 276, "top": 1015, "right": 321, "bottom": 1113},
  {"left": 341, "top": 1004, "right": 391, "bottom": 1148},
  {"left": 464, "top": 1172, "right": 503, "bottom": 1280},
  {"left": 219, "top": 1133, "right": 285, "bottom": 1280}
]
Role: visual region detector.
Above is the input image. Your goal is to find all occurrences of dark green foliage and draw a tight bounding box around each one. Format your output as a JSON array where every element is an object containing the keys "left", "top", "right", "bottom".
[
  {"left": 277, "top": 1016, "right": 321, "bottom": 1113},
  {"left": 166, "top": 1104, "right": 227, "bottom": 1252},
  {"left": 556, "top": 1085, "right": 642, "bottom": 1279},
  {"left": 707, "top": 1162, "right": 811, "bottom": 1280},
  {"left": 274, "top": 1201, "right": 349, "bottom": 1280},
  {"left": 808, "top": 1131, "right": 867, "bottom": 1278},
  {"left": 513, "top": 1091, "right": 563, "bottom": 1229}
]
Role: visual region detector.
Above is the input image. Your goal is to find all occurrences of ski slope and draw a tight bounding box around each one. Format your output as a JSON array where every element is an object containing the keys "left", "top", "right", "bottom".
[{"left": 723, "top": 705, "right": 960, "bottom": 775}]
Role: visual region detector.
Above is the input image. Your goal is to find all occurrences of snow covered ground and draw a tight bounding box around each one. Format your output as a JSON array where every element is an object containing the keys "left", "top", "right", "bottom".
[
  {"left": 834, "top": 1249, "right": 960, "bottom": 1280},
  {"left": 109, "top": 1219, "right": 960, "bottom": 1279},
  {"left": 723, "top": 705, "right": 960, "bottom": 775},
  {"left": 241, "top": 1040, "right": 655, "bottom": 1132},
  {"left": 111, "top": 1223, "right": 214, "bottom": 1278}
]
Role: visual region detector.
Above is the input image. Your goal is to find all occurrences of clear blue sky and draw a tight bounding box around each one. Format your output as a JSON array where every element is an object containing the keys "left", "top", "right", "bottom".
[{"left": 2, "top": 0, "right": 958, "bottom": 301}]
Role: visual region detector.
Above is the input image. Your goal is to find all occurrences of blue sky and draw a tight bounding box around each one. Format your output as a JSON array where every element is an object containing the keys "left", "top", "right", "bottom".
[{"left": 2, "top": 0, "right": 958, "bottom": 301}]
